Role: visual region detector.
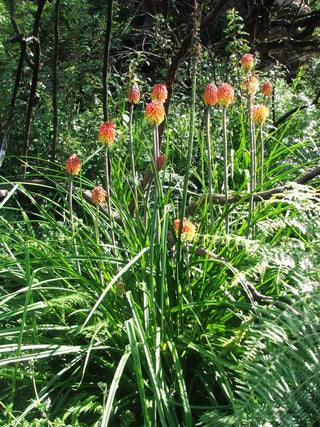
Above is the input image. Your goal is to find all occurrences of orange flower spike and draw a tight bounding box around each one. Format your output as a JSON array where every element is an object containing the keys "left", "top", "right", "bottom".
[
  {"left": 174, "top": 218, "right": 197, "bottom": 242},
  {"left": 217, "top": 83, "right": 234, "bottom": 108},
  {"left": 66, "top": 154, "right": 81, "bottom": 176},
  {"left": 145, "top": 101, "right": 165, "bottom": 126},
  {"left": 241, "top": 53, "right": 254, "bottom": 72},
  {"left": 128, "top": 83, "right": 140, "bottom": 104},
  {"left": 151, "top": 83, "right": 167, "bottom": 103},
  {"left": 99, "top": 121, "right": 116, "bottom": 146},
  {"left": 156, "top": 154, "right": 166, "bottom": 172},
  {"left": 252, "top": 104, "right": 269, "bottom": 126},
  {"left": 203, "top": 82, "right": 218, "bottom": 107},
  {"left": 92, "top": 185, "right": 107, "bottom": 205},
  {"left": 241, "top": 74, "right": 259, "bottom": 98},
  {"left": 261, "top": 81, "right": 272, "bottom": 96}
]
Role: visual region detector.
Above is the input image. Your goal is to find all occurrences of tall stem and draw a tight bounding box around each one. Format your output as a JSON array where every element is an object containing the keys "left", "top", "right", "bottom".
[
  {"left": 153, "top": 125, "right": 159, "bottom": 160},
  {"left": 69, "top": 177, "right": 80, "bottom": 273},
  {"left": 152, "top": 125, "right": 161, "bottom": 243},
  {"left": 129, "top": 103, "right": 138, "bottom": 206},
  {"left": 205, "top": 106, "right": 214, "bottom": 227},
  {"left": 222, "top": 106, "right": 229, "bottom": 234},
  {"left": 176, "top": 0, "right": 201, "bottom": 335},
  {"left": 179, "top": 50, "right": 198, "bottom": 230},
  {"left": 249, "top": 102, "right": 256, "bottom": 231},
  {"left": 95, "top": 204, "right": 104, "bottom": 287},
  {"left": 69, "top": 177, "right": 74, "bottom": 236},
  {"left": 260, "top": 127, "right": 265, "bottom": 186},
  {"left": 105, "top": 146, "right": 115, "bottom": 246}
]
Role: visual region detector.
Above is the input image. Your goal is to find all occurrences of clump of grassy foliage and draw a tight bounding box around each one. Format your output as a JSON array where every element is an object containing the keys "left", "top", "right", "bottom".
[{"left": 0, "top": 49, "right": 320, "bottom": 427}]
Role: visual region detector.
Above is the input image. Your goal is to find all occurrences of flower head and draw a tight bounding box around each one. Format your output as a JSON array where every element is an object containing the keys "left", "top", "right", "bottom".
[
  {"left": 156, "top": 154, "right": 166, "bottom": 172},
  {"left": 99, "top": 121, "right": 116, "bottom": 146},
  {"left": 261, "top": 81, "right": 272, "bottom": 97},
  {"left": 92, "top": 185, "right": 107, "bottom": 205},
  {"left": 203, "top": 82, "right": 218, "bottom": 107},
  {"left": 128, "top": 83, "right": 140, "bottom": 104},
  {"left": 151, "top": 83, "right": 167, "bottom": 103},
  {"left": 66, "top": 154, "right": 81, "bottom": 176},
  {"left": 241, "top": 74, "right": 259, "bottom": 98},
  {"left": 217, "top": 83, "right": 234, "bottom": 108},
  {"left": 241, "top": 53, "right": 254, "bottom": 72},
  {"left": 174, "top": 218, "right": 196, "bottom": 242},
  {"left": 145, "top": 101, "right": 165, "bottom": 126},
  {"left": 252, "top": 104, "right": 269, "bottom": 126}
]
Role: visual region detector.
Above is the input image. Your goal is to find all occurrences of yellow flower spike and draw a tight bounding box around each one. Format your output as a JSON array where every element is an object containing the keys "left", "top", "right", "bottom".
[
  {"left": 99, "top": 121, "right": 116, "bottom": 146},
  {"left": 145, "top": 101, "right": 165, "bottom": 126},
  {"left": 217, "top": 83, "right": 234, "bottom": 108},
  {"left": 252, "top": 104, "right": 269, "bottom": 125},
  {"left": 242, "top": 74, "right": 259, "bottom": 99},
  {"left": 241, "top": 53, "right": 254, "bottom": 72}
]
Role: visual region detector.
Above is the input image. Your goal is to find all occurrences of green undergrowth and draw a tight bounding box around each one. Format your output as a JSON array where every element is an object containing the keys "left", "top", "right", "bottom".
[
  {"left": 1, "top": 47, "right": 320, "bottom": 427},
  {"left": 0, "top": 118, "right": 319, "bottom": 425}
]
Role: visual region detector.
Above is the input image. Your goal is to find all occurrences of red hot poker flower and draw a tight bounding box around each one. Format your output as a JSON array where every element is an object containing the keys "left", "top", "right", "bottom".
[
  {"left": 99, "top": 121, "right": 116, "bottom": 146},
  {"left": 66, "top": 154, "right": 81, "bottom": 176},
  {"left": 252, "top": 104, "right": 269, "bottom": 126},
  {"left": 203, "top": 82, "right": 218, "bottom": 107},
  {"left": 241, "top": 74, "right": 259, "bottom": 98},
  {"left": 145, "top": 101, "right": 165, "bottom": 126},
  {"left": 261, "top": 81, "right": 272, "bottom": 96},
  {"left": 217, "top": 83, "right": 234, "bottom": 108},
  {"left": 128, "top": 83, "right": 140, "bottom": 104},
  {"left": 174, "top": 218, "right": 197, "bottom": 242},
  {"left": 241, "top": 53, "right": 254, "bottom": 72},
  {"left": 151, "top": 83, "right": 167, "bottom": 103},
  {"left": 92, "top": 185, "right": 107, "bottom": 205}
]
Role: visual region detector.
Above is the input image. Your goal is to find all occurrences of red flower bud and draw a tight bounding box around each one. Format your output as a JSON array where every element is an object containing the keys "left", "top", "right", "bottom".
[
  {"left": 203, "top": 82, "right": 218, "bottom": 107},
  {"left": 66, "top": 154, "right": 81, "bottom": 176},
  {"left": 241, "top": 53, "right": 254, "bottom": 71},
  {"left": 128, "top": 83, "right": 140, "bottom": 104},
  {"left": 151, "top": 83, "right": 167, "bottom": 103},
  {"left": 99, "top": 121, "right": 116, "bottom": 146}
]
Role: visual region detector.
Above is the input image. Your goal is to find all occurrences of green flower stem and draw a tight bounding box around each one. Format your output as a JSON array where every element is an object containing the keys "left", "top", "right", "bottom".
[
  {"left": 69, "top": 176, "right": 74, "bottom": 236},
  {"left": 153, "top": 125, "right": 159, "bottom": 160},
  {"left": 129, "top": 103, "right": 138, "bottom": 207},
  {"left": 260, "top": 126, "right": 265, "bottom": 186},
  {"left": 105, "top": 146, "right": 115, "bottom": 246},
  {"left": 179, "top": 58, "right": 198, "bottom": 235},
  {"left": 205, "top": 106, "right": 214, "bottom": 227},
  {"left": 248, "top": 103, "right": 256, "bottom": 232},
  {"left": 177, "top": 23, "right": 199, "bottom": 332},
  {"left": 152, "top": 125, "right": 161, "bottom": 243},
  {"left": 222, "top": 106, "right": 229, "bottom": 234},
  {"left": 95, "top": 203, "right": 104, "bottom": 287},
  {"left": 69, "top": 176, "right": 80, "bottom": 273}
]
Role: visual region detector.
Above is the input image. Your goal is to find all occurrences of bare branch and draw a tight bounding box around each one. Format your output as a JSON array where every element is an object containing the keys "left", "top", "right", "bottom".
[{"left": 186, "top": 166, "right": 320, "bottom": 216}]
